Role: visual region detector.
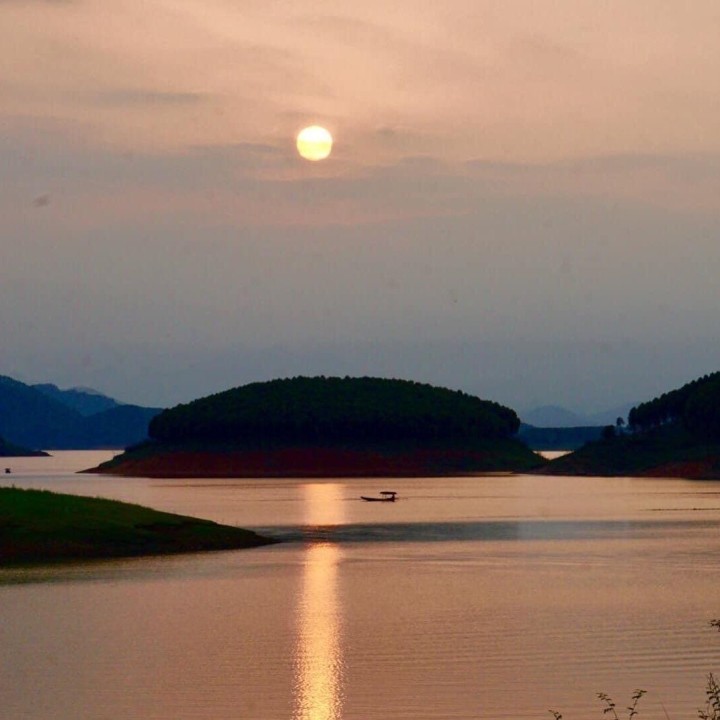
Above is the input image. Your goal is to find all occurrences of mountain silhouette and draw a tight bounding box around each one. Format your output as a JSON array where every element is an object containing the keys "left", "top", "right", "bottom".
[{"left": 0, "top": 375, "right": 162, "bottom": 450}]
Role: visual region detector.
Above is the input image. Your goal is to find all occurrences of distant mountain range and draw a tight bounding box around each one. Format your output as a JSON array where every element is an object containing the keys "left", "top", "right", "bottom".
[
  {"left": 33, "top": 383, "right": 120, "bottom": 416},
  {"left": 521, "top": 403, "right": 636, "bottom": 428},
  {"left": 0, "top": 375, "right": 163, "bottom": 450}
]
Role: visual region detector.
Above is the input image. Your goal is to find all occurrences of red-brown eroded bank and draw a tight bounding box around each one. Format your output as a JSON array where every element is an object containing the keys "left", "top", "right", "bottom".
[{"left": 87, "top": 446, "right": 525, "bottom": 478}]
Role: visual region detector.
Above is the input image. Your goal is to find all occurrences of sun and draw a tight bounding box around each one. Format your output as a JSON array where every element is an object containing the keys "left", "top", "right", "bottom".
[{"left": 296, "top": 126, "right": 333, "bottom": 161}]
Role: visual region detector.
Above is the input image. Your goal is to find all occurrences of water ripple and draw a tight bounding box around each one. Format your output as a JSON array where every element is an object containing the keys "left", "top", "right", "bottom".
[{"left": 256, "top": 517, "right": 720, "bottom": 544}]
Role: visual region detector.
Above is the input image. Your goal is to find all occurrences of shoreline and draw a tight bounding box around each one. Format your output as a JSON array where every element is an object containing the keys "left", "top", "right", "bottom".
[
  {"left": 0, "top": 487, "right": 276, "bottom": 566},
  {"left": 84, "top": 442, "right": 543, "bottom": 478},
  {"left": 532, "top": 459, "right": 720, "bottom": 480}
]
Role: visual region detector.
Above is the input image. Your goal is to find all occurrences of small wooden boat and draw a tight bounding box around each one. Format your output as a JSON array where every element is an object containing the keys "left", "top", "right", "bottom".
[{"left": 361, "top": 490, "right": 397, "bottom": 502}]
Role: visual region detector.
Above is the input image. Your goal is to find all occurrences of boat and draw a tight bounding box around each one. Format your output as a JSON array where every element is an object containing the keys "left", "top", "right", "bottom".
[{"left": 360, "top": 490, "right": 397, "bottom": 502}]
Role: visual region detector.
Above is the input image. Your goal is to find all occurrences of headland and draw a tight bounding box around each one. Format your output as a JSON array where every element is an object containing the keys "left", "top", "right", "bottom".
[{"left": 0, "top": 486, "right": 274, "bottom": 565}]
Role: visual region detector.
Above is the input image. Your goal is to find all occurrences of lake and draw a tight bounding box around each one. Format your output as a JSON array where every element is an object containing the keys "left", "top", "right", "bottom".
[{"left": 2, "top": 451, "right": 720, "bottom": 719}]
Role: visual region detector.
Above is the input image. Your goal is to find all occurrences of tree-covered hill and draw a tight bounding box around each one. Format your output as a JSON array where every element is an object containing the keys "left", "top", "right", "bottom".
[
  {"left": 540, "top": 371, "right": 720, "bottom": 478},
  {"left": 93, "top": 377, "right": 541, "bottom": 477},
  {"left": 148, "top": 376, "right": 520, "bottom": 444},
  {"left": 628, "top": 371, "right": 720, "bottom": 439}
]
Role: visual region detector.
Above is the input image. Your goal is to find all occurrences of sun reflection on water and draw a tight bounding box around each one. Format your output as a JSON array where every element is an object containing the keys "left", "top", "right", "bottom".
[{"left": 293, "top": 484, "right": 345, "bottom": 720}]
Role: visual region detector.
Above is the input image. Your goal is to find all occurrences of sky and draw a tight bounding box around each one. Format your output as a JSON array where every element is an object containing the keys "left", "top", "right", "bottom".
[{"left": 2, "top": 0, "right": 720, "bottom": 415}]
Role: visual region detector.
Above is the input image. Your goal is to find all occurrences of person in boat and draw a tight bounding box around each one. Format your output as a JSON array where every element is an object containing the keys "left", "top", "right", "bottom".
[{"left": 361, "top": 490, "right": 398, "bottom": 501}]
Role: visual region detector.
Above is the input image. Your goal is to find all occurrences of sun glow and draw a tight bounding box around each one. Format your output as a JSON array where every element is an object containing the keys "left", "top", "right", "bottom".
[{"left": 296, "top": 126, "right": 333, "bottom": 161}]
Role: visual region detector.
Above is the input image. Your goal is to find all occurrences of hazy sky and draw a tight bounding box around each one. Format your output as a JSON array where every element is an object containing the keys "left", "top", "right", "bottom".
[{"left": 2, "top": 0, "right": 720, "bottom": 414}]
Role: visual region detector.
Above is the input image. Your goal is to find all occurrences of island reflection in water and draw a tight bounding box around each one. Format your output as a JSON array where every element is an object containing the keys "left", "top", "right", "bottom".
[{"left": 293, "top": 484, "right": 345, "bottom": 720}]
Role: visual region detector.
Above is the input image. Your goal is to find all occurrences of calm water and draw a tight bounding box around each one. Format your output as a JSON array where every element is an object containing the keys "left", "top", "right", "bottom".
[{"left": 3, "top": 451, "right": 720, "bottom": 719}]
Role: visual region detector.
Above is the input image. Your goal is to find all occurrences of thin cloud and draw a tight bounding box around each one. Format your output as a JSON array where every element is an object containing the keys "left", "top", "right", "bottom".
[{"left": 85, "top": 90, "right": 208, "bottom": 108}]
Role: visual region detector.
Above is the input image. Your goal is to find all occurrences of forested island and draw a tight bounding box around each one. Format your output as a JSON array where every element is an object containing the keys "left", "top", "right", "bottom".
[
  {"left": 0, "top": 487, "right": 274, "bottom": 564},
  {"left": 539, "top": 371, "right": 720, "bottom": 478},
  {"left": 88, "top": 376, "right": 543, "bottom": 477}
]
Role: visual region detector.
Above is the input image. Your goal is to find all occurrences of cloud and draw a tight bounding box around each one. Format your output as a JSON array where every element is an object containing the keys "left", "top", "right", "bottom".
[
  {"left": 503, "top": 34, "right": 589, "bottom": 73},
  {"left": 85, "top": 90, "right": 208, "bottom": 108},
  {"left": 2, "top": 113, "right": 719, "bottom": 238}
]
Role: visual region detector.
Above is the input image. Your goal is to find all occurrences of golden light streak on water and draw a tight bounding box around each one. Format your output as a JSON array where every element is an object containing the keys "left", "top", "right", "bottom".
[{"left": 293, "top": 484, "right": 345, "bottom": 720}]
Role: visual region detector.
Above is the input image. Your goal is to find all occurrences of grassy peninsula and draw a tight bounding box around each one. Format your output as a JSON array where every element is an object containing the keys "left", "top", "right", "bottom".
[
  {"left": 539, "top": 371, "right": 720, "bottom": 478},
  {"left": 0, "top": 487, "right": 274, "bottom": 565},
  {"left": 88, "top": 376, "right": 543, "bottom": 477}
]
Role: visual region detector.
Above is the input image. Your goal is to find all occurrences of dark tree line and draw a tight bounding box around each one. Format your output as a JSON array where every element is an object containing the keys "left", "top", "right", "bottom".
[
  {"left": 628, "top": 371, "right": 720, "bottom": 439},
  {"left": 149, "top": 376, "right": 520, "bottom": 445}
]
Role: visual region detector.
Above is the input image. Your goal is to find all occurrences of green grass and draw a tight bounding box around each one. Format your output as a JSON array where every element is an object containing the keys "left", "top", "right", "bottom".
[{"left": 0, "top": 486, "right": 275, "bottom": 565}]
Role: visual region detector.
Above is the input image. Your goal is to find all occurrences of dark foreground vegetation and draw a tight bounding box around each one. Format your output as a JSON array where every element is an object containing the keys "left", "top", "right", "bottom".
[
  {"left": 0, "top": 487, "right": 274, "bottom": 564},
  {"left": 540, "top": 371, "right": 720, "bottom": 478},
  {"left": 90, "top": 376, "right": 543, "bottom": 477}
]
